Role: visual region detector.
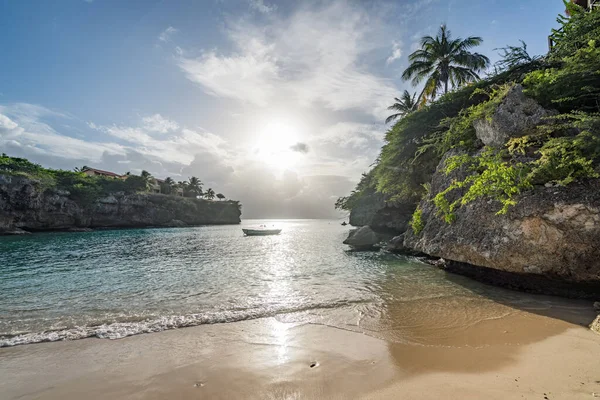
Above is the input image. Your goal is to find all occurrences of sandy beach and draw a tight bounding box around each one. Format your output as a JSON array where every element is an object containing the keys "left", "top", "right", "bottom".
[{"left": 2, "top": 299, "right": 599, "bottom": 400}]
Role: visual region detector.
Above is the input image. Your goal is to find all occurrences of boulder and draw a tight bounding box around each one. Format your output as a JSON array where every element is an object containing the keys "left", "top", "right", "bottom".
[
  {"left": 343, "top": 226, "right": 380, "bottom": 250},
  {"left": 385, "top": 234, "right": 407, "bottom": 253},
  {"left": 473, "top": 84, "right": 554, "bottom": 147},
  {"left": 591, "top": 315, "right": 600, "bottom": 336}
]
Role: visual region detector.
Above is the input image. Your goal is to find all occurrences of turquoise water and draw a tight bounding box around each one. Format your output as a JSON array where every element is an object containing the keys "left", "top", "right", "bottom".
[{"left": 0, "top": 220, "right": 587, "bottom": 347}]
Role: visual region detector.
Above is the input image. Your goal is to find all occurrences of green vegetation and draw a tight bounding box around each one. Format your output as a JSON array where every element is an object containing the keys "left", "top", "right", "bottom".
[
  {"left": 493, "top": 40, "right": 540, "bottom": 72},
  {"left": 338, "top": 8, "right": 600, "bottom": 227},
  {"left": 0, "top": 153, "right": 229, "bottom": 206},
  {"left": 409, "top": 206, "right": 424, "bottom": 234}
]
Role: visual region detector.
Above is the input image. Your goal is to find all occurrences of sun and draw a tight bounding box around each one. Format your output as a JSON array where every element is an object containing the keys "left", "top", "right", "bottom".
[{"left": 256, "top": 120, "right": 302, "bottom": 171}]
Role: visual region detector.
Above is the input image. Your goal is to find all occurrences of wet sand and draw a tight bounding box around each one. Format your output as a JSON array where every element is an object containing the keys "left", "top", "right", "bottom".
[{"left": 1, "top": 305, "right": 600, "bottom": 400}]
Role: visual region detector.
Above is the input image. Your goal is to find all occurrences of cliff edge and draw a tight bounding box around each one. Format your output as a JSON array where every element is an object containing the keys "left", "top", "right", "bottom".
[{"left": 0, "top": 175, "right": 241, "bottom": 234}]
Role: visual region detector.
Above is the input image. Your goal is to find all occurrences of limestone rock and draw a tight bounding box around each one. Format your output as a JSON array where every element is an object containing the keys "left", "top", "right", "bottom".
[
  {"left": 591, "top": 315, "right": 600, "bottom": 335},
  {"left": 343, "top": 226, "right": 380, "bottom": 250},
  {"left": 474, "top": 84, "right": 554, "bottom": 147},
  {"left": 404, "top": 153, "right": 600, "bottom": 298}
]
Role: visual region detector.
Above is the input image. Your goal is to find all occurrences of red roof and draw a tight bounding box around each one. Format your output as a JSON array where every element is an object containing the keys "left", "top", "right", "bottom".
[{"left": 82, "top": 167, "right": 122, "bottom": 177}]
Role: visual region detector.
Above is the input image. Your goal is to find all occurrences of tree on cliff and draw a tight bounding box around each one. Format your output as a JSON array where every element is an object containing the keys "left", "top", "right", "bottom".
[
  {"left": 494, "top": 40, "right": 540, "bottom": 72},
  {"left": 205, "top": 188, "right": 215, "bottom": 200},
  {"left": 140, "top": 170, "right": 153, "bottom": 191},
  {"left": 216, "top": 193, "right": 225, "bottom": 201},
  {"left": 161, "top": 177, "right": 175, "bottom": 195},
  {"left": 385, "top": 90, "right": 418, "bottom": 124},
  {"left": 402, "top": 25, "right": 490, "bottom": 100},
  {"left": 186, "top": 177, "right": 203, "bottom": 198}
]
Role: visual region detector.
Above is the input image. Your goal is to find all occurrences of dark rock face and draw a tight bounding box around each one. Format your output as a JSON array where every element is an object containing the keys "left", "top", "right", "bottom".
[
  {"left": 348, "top": 192, "right": 385, "bottom": 227},
  {"left": 0, "top": 175, "right": 241, "bottom": 234},
  {"left": 348, "top": 192, "right": 415, "bottom": 235},
  {"left": 370, "top": 202, "right": 416, "bottom": 234}
]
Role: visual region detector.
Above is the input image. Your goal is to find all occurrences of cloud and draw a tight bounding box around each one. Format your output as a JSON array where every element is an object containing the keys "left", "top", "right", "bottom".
[
  {"left": 178, "top": 1, "right": 400, "bottom": 118},
  {"left": 158, "top": 26, "right": 178, "bottom": 43},
  {"left": 290, "top": 142, "right": 309, "bottom": 153},
  {"left": 142, "top": 114, "right": 179, "bottom": 133},
  {"left": 248, "top": 0, "right": 276, "bottom": 14},
  {"left": 179, "top": 48, "right": 278, "bottom": 106},
  {"left": 386, "top": 40, "right": 403, "bottom": 65},
  {"left": 0, "top": 105, "right": 124, "bottom": 162}
]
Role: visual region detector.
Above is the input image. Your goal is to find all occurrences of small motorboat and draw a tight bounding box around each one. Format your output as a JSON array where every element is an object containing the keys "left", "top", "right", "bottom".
[
  {"left": 341, "top": 221, "right": 348, "bottom": 226},
  {"left": 242, "top": 225, "right": 282, "bottom": 236}
]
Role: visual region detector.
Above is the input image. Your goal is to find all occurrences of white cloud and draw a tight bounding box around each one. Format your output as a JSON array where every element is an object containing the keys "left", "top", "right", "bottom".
[
  {"left": 0, "top": 105, "right": 124, "bottom": 162},
  {"left": 178, "top": 1, "right": 399, "bottom": 118},
  {"left": 142, "top": 114, "right": 179, "bottom": 133},
  {"left": 179, "top": 49, "right": 279, "bottom": 106},
  {"left": 248, "top": 0, "right": 276, "bottom": 14},
  {"left": 158, "top": 26, "right": 178, "bottom": 42},
  {"left": 386, "top": 41, "right": 403, "bottom": 65}
]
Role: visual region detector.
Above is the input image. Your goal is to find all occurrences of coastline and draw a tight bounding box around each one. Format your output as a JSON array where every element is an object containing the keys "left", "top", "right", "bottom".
[{"left": 2, "top": 301, "right": 599, "bottom": 399}]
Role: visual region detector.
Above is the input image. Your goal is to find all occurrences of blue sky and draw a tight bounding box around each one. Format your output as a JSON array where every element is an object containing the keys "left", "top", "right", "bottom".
[{"left": 0, "top": 0, "right": 565, "bottom": 218}]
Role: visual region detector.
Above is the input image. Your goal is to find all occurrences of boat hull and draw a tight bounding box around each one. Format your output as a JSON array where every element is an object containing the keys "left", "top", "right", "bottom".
[{"left": 242, "top": 229, "right": 282, "bottom": 236}]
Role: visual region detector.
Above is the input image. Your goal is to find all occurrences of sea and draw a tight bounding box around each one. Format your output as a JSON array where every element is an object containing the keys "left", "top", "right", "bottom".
[{"left": 0, "top": 219, "right": 590, "bottom": 347}]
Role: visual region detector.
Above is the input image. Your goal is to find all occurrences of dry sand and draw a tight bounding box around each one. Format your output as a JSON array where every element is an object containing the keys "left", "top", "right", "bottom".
[{"left": 1, "top": 304, "right": 600, "bottom": 400}]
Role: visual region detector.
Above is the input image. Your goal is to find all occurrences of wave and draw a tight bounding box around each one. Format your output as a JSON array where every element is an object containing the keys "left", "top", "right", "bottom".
[{"left": 0, "top": 299, "right": 369, "bottom": 347}]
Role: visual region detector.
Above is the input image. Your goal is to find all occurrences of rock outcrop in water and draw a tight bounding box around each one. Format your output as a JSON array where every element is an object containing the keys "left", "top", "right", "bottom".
[{"left": 0, "top": 175, "right": 241, "bottom": 234}]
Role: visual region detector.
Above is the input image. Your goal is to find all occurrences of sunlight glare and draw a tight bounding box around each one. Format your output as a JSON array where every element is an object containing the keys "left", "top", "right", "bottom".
[{"left": 256, "top": 120, "right": 302, "bottom": 171}]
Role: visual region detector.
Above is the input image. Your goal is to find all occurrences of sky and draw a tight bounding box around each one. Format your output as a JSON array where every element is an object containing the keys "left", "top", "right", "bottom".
[{"left": 0, "top": 0, "right": 565, "bottom": 218}]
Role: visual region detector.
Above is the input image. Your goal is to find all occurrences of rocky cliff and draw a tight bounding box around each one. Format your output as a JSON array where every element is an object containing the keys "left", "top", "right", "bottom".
[
  {"left": 0, "top": 175, "right": 241, "bottom": 234},
  {"left": 402, "top": 85, "right": 600, "bottom": 298},
  {"left": 345, "top": 84, "right": 600, "bottom": 298},
  {"left": 405, "top": 165, "right": 600, "bottom": 297}
]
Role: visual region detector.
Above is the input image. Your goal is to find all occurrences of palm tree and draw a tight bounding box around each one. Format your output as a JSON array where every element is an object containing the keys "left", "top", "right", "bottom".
[
  {"left": 161, "top": 177, "right": 175, "bottom": 195},
  {"left": 216, "top": 193, "right": 225, "bottom": 201},
  {"left": 187, "top": 177, "right": 203, "bottom": 198},
  {"left": 385, "top": 90, "right": 419, "bottom": 124},
  {"left": 402, "top": 25, "right": 490, "bottom": 100},
  {"left": 205, "top": 188, "right": 215, "bottom": 200},
  {"left": 140, "top": 170, "right": 153, "bottom": 190}
]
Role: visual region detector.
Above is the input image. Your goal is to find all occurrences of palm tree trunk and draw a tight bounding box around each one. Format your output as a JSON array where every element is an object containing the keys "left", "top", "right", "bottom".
[{"left": 444, "top": 79, "right": 448, "bottom": 94}]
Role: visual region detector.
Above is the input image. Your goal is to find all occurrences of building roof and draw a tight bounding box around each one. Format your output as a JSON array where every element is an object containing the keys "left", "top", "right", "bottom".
[{"left": 82, "top": 167, "right": 122, "bottom": 177}]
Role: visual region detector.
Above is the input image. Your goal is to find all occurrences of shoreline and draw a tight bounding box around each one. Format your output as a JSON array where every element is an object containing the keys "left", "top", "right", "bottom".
[
  {"left": 2, "top": 303, "right": 599, "bottom": 399},
  {"left": 0, "top": 222, "right": 242, "bottom": 236}
]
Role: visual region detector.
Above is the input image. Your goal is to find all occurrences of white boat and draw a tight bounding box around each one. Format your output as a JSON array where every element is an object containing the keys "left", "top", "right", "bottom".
[{"left": 242, "top": 225, "right": 282, "bottom": 236}]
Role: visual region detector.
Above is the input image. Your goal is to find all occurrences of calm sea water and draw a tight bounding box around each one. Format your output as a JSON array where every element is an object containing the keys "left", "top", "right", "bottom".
[{"left": 0, "top": 220, "right": 588, "bottom": 347}]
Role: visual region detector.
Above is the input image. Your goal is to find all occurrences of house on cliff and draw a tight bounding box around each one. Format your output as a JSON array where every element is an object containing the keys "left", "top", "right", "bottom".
[
  {"left": 82, "top": 167, "right": 125, "bottom": 179},
  {"left": 82, "top": 167, "right": 183, "bottom": 197}
]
